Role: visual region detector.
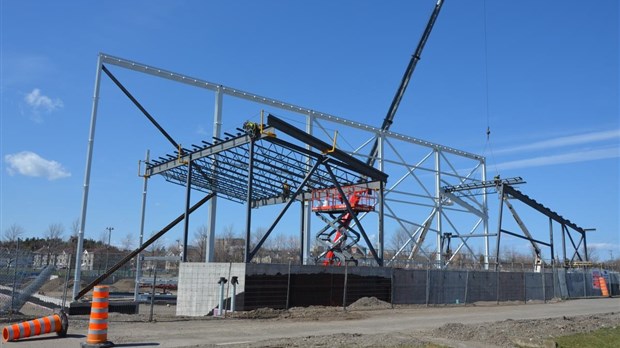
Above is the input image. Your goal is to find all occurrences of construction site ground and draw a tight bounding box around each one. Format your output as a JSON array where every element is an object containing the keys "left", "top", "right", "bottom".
[{"left": 4, "top": 294, "right": 619, "bottom": 348}]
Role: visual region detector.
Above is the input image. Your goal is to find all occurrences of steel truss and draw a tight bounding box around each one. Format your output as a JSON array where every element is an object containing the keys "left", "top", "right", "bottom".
[
  {"left": 496, "top": 184, "right": 589, "bottom": 267},
  {"left": 144, "top": 114, "right": 387, "bottom": 265},
  {"left": 73, "top": 52, "right": 491, "bottom": 298}
]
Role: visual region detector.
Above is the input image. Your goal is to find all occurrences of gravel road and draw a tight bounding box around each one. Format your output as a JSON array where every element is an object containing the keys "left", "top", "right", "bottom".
[{"left": 4, "top": 297, "right": 619, "bottom": 348}]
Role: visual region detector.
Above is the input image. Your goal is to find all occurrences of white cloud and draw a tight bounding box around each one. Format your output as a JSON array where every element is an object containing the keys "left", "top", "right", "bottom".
[
  {"left": 4, "top": 151, "right": 71, "bottom": 180},
  {"left": 495, "top": 129, "right": 620, "bottom": 155},
  {"left": 495, "top": 147, "right": 619, "bottom": 171},
  {"left": 23, "top": 88, "right": 63, "bottom": 121},
  {"left": 589, "top": 243, "right": 620, "bottom": 250}
]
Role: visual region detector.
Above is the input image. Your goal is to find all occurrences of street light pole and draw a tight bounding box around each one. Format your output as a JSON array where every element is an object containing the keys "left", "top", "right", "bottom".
[{"left": 105, "top": 227, "right": 114, "bottom": 271}]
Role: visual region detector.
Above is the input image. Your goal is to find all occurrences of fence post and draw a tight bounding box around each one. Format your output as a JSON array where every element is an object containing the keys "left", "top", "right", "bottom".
[
  {"left": 286, "top": 261, "right": 291, "bottom": 309},
  {"left": 496, "top": 261, "right": 500, "bottom": 305},
  {"left": 464, "top": 269, "right": 469, "bottom": 304},
  {"left": 390, "top": 267, "right": 394, "bottom": 309},
  {"left": 523, "top": 271, "right": 527, "bottom": 304},
  {"left": 149, "top": 268, "right": 157, "bottom": 322},
  {"left": 425, "top": 262, "right": 430, "bottom": 307},
  {"left": 10, "top": 238, "right": 20, "bottom": 321},
  {"left": 582, "top": 266, "right": 587, "bottom": 298},
  {"left": 342, "top": 262, "right": 348, "bottom": 310},
  {"left": 551, "top": 259, "right": 556, "bottom": 299},
  {"left": 541, "top": 262, "right": 546, "bottom": 303}
]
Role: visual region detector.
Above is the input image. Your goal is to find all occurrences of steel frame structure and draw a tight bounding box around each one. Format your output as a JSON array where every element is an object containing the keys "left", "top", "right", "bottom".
[
  {"left": 72, "top": 53, "right": 490, "bottom": 299},
  {"left": 445, "top": 177, "right": 590, "bottom": 270}
]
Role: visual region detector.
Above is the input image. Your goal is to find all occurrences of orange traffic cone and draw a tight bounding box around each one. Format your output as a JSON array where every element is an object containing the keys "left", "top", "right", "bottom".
[
  {"left": 81, "top": 285, "right": 113, "bottom": 348},
  {"left": 2, "top": 311, "right": 68, "bottom": 342}
]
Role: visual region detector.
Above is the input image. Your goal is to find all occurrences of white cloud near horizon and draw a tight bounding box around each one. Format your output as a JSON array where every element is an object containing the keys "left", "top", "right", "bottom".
[
  {"left": 495, "top": 146, "right": 619, "bottom": 171},
  {"left": 589, "top": 243, "right": 620, "bottom": 250},
  {"left": 23, "top": 88, "right": 63, "bottom": 122},
  {"left": 495, "top": 129, "right": 620, "bottom": 155},
  {"left": 4, "top": 151, "right": 71, "bottom": 180}
]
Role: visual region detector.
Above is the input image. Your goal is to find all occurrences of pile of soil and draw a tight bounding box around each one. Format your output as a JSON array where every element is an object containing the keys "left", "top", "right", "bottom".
[
  {"left": 110, "top": 278, "right": 135, "bottom": 292},
  {"left": 38, "top": 278, "right": 79, "bottom": 294},
  {"left": 347, "top": 296, "right": 392, "bottom": 310},
  {"left": 431, "top": 312, "right": 620, "bottom": 347},
  {"left": 231, "top": 305, "right": 362, "bottom": 321}
]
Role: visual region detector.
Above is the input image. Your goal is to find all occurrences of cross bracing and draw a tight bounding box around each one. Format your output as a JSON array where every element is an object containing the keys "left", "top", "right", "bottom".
[{"left": 73, "top": 52, "right": 493, "bottom": 298}]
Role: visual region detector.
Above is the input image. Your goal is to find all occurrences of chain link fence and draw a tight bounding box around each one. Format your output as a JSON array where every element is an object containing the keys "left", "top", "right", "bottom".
[
  {"left": 2, "top": 243, "right": 618, "bottom": 321},
  {"left": 194, "top": 261, "right": 619, "bottom": 314}
]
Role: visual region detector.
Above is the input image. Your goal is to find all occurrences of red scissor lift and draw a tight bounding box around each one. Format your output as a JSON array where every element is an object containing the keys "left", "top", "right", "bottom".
[{"left": 311, "top": 185, "right": 376, "bottom": 265}]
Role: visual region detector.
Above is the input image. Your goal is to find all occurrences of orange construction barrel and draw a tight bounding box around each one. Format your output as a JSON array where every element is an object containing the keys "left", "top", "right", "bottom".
[
  {"left": 2, "top": 311, "right": 68, "bottom": 342},
  {"left": 599, "top": 277, "right": 610, "bottom": 297},
  {"left": 81, "top": 285, "right": 113, "bottom": 348}
]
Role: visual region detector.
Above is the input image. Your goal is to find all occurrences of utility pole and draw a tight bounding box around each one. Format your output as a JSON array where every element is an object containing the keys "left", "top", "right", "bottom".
[{"left": 105, "top": 227, "right": 114, "bottom": 271}]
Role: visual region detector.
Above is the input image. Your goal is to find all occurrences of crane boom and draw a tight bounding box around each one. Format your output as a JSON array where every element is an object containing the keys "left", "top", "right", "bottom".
[{"left": 367, "top": 0, "right": 445, "bottom": 167}]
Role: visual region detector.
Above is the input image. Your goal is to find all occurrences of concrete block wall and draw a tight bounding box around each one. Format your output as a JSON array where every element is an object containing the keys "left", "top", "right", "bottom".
[{"left": 177, "top": 262, "right": 246, "bottom": 316}]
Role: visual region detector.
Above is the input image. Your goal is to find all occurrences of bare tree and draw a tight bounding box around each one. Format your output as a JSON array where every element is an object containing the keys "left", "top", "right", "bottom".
[
  {"left": 193, "top": 224, "right": 209, "bottom": 261},
  {"left": 587, "top": 246, "right": 599, "bottom": 262},
  {"left": 147, "top": 231, "right": 165, "bottom": 255},
  {"left": 43, "top": 223, "right": 64, "bottom": 266},
  {"left": 3, "top": 223, "right": 25, "bottom": 244},
  {"left": 44, "top": 223, "right": 64, "bottom": 241},
  {"left": 284, "top": 235, "right": 299, "bottom": 251},
  {"left": 121, "top": 233, "right": 134, "bottom": 251},
  {"left": 214, "top": 224, "right": 243, "bottom": 262},
  {"left": 144, "top": 231, "right": 165, "bottom": 271},
  {"left": 389, "top": 227, "right": 413, "bottom": 257},
  {"left": 71, "top": 218, "right": 80, "bottom": 238}
]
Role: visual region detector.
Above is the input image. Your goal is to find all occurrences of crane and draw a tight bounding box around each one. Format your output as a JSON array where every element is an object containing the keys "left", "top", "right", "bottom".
[{"left": 366, "top": 0, "right": 445, "bottom": 167}]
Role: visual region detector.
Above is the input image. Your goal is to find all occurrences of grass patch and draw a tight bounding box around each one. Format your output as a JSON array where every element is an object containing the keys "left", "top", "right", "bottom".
[{"left": 555, "top": 326, "right": 620, "bottom": 348}]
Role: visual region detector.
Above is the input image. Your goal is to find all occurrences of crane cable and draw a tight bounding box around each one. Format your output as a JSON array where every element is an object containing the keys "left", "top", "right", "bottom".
[{"left": 481, "top": 0, "right": 500, "bottom": 177}]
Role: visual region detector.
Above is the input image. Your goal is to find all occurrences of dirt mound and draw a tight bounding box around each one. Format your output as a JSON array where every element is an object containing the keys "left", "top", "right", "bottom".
[
  {"left": 232, "top": 306, "right": 363, "bottom": 321},
  {"left": 431, "top": 312, "right": 620, "bottom": 347},
  {"left": 347, "top": 296, "right": 391, "bottom": 310},
  {"left": 110, "top": 278, "right": 135, "bottom": 292},
  {"left": 38, "top": 277, "right": 65, "bottom": 293}
]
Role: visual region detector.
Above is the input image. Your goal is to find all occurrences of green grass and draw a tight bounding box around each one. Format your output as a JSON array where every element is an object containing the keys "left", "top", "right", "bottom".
[{"left": 555, "top": 326, "right": 620, "bottom": 348}]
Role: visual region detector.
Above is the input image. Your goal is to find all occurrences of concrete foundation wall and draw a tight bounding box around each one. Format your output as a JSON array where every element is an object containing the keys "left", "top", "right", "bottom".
[{"left": 177, "top": 262, "right": 246, "bottom": 316}]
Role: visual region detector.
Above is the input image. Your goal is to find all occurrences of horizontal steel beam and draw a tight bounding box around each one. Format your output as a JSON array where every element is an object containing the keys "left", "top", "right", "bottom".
[
  {"left": 503, "top": 185, "right": 586, "bottom": 233},
  {"left": 100, "top": 53, "right": 484, "bottom": 161},
  {"left": 267, "top": 114, "right": 388, "bottom": 183}
]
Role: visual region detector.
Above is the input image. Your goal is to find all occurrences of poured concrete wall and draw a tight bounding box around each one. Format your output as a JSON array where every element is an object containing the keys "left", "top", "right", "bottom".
[{"left": 177, "top": 262, "right": 246, "bottom": 316}]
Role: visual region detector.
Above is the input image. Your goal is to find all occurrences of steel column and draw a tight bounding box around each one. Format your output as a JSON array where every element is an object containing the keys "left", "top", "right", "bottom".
[
  {"left": 481, "top": 160, "right": 489, "bottom": 269},
  {"left": 378, "top": 133, "right": 385, "bottom": 261},
  {"left": 562, "top": 225, "right": 567, "bottom": 264},
  {"left": 245, "top": 141, "right": 255, "bottom": 263},
  {"left": 495, "top": 185, "right": 505, "bottom": 271},
  {"left": 73, "top": 55, "right": 103, "bottom": 300},
  {"left": 183, "top": 161, "right": 192, "bottom": 262},
  {"left": 206, "top": 87, "right": 223, "bottom": 262},
  {"left": 302, "top": 114, "right": 313, "bottom": 264},
  {"left": 549, "top": 218, "right": 554, "bottom": 266},
  {"left": 434, "top": 149, "right": 442, "bottom": 266},
  {"left": 299, "top": 200, "right": 305, "bottom": 264},
  {"left": 134, "top": 150, "right": 150, "bottom": 301}
]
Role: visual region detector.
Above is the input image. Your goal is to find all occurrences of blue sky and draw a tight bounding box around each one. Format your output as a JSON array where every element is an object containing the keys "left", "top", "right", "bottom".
[{"left": 1, "top": 1, "right": 618, "bottom": 261}]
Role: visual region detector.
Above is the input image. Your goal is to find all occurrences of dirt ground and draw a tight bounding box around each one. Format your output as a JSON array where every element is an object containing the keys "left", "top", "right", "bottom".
[
  {"left": 0, "top": 279, "right": 620, "bottom": 348},
  {"left": 10, "top": 295, "right": 620, "bottom": 348}
]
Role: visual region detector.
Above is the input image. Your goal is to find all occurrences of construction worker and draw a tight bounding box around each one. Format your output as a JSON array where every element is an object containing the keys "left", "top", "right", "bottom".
[{"left": 282, "top": 181, "right": 290, "bottom": 200}]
